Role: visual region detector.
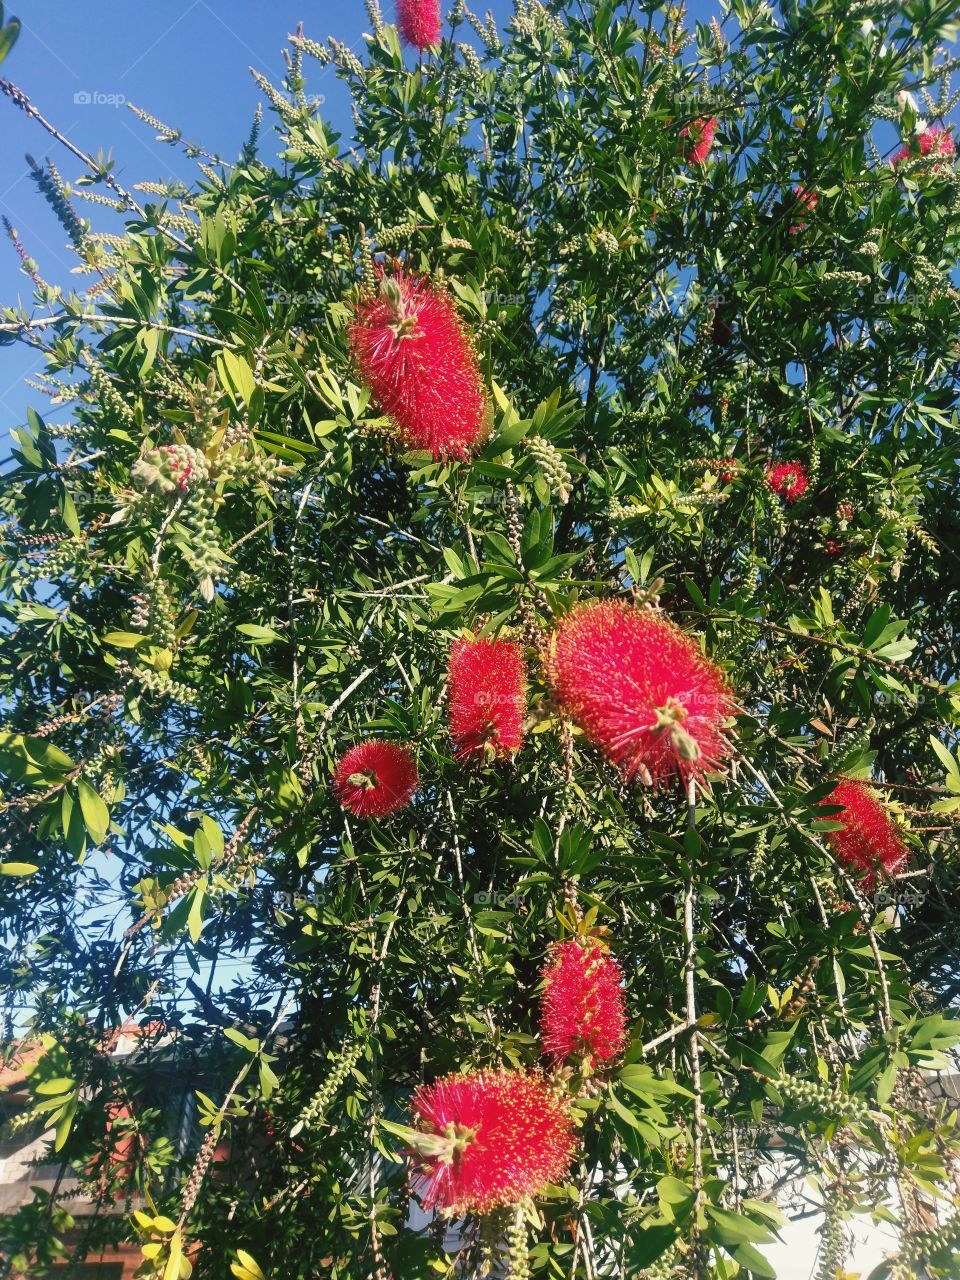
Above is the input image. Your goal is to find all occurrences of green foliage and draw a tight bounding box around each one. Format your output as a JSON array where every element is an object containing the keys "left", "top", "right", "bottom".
[{"left": 1, "top": 1, "right": 960, "bottom": 1278}]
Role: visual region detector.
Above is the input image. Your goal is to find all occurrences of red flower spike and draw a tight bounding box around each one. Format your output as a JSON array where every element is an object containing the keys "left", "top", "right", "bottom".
[
  {"left": 448, "top": 634, "right": 526, "bottom": 762},
  {"left": 539, "top": 939, "right": 628, "bottom": 1067},
  {"left": 409, "top": 1069, "right": 575, "bottom": 1214},
  {"left": 789, "top": 185, "right": 818, "bottom": 234},
  {"left": 348, "top": 267, "right": 488, "bottom": 461},
  {"left": 332, "top": 741, "right": 419, "bottom": 818},
  {"left": 680, "top": 117, "right": 717, "bottom": 166},
  {"left": 819, "top": 779, "right": 908, "bottom": 890},
  {"left": 765, "top": 460, "right": 809, "bottom": 503},
  {"left": 547, "top": 601, "right": 734, "bottom": 788},
  {"left": 396, "top": 0, "right": 442, "bottom": 49},
  {"left": 892, "top": 126, "right": 956, "bottom": 169}
]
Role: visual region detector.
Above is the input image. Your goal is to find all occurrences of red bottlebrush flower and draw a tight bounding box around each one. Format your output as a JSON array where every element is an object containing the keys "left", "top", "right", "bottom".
[
  {"left": 825, "top": 539, "right": 842, "bottom": 557},
  {"left": 765, "top": 460, "right": 809, "bottom": 503},
  {"left": 818, "top": 779, "right": 908, "bottom": 888},
  {"left": 789, "top": 185, "right": 818, "bottom": 234},
  {"left": 539, "top": 939, "right": 628, "bottom": 1067},
  {"left": 919, "top": 126, "right": 956, "bottom": 157},
  {"left": 332, "top": 741, "right": 419, "bottom": 818},
  {"left": 547, "top": 601, "right": 734, "bottom": 788},
  {"left": 892, "top": 126, "right": 957, "bottom": 169},
  {"left": 718, "top": 456, "right": 738, "bottom": 484},
  {"left": 409, "top": 1069, "right": 575, "bottom": 1214},
  {"left": 348, "top": 267, "right": 488, "bottom": 461},
  {"left": 680, "top": 117, "right": 717, "bottom": 166},
  {"left": 396, "top": 0, "right": 442, "bottom": 49},
  {"left": 448, "top": 634, "right": 526, "bottom": 762}
]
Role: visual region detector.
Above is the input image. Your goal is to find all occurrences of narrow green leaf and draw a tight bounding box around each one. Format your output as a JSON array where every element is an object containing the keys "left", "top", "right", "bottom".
[{"left": 77, "top": 778, "right": 110, "bottom": 844}]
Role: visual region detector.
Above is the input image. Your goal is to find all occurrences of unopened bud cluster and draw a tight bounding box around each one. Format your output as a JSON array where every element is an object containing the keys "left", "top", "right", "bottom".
[
  {"left": 640, "top": 1243, "right": 680, "bottom": 1279},
  {"left": 132, "top": 444, "right": 208, "bottom": 497},
  {"left": 375, "top": 219, "right": 421, "bottom": 250},
  {"left": 814, "top": 1198, "right": 848, "bottom": 1280},
  {"left": 130, "top": 579, "right": 178, "bottom": 649},
  {"left": 505, "top": 1210, "right": 531, "bottom": 1280},
  {"left": 608, "top": 496, "right": 640, "bottom": 522},
  {"left": 897, "top": 1213, "right": 960, "bottom": 1271},
  {"left": 134, "top": 666, "right": 196, "bottom": 705},
  {"left": 458, "top": 44, "right": 486, "bottom": 88},
  {"left": 290, "top": 1039, "right": 364, "bottom": 1136},
  {"left": 748, "top": 829, "right": 768, "bottom": 878},
  {"left": 216, "top": 446, "right": 286, "bottom": 487},
  {"left": 777, "top": 1075, "right": 870, "bottom": 1125},
  {"left": 179, "top": 488, "right": 222, "bottom": 603},
  {"left": 526, "top": 436, "right": 572, "bottom": 503},
  {"left": 15, "top": 539, "right": 80, "bottom": 583}
]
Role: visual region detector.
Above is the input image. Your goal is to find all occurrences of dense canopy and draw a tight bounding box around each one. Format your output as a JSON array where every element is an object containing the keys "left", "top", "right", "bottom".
[{"left": 1, "top": 0, "right": 960, "bottom": 1277}]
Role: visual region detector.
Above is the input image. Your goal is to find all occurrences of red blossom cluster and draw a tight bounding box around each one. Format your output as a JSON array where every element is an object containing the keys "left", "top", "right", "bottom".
[
  {"left": 547, "top": 600, "right": 734, "bottom": 788},
  {"left": 408, "top": 1069, "right": 575, "bottom": 1214},
  {"left": 332, "top": 741, "right": 419, "bottom": 818},
  {"left": 539, "top": 938, "right": 627, "bottom": 1067},
  {"left": 448, "top": 633, "right": 527, "bottom": 762},
  {"left": 765, "top": 460, "right": 809, "bottom": 502},
  {"left": 680, "top": 116, "right": 717, "bottom": 165},
  {"left": 349, "top": 267, "right": 488, "bottom": 460},
  {"left": 819, "top": 778, "right": 908, "bottom": 888},
  {"left": 789, "top": 184, "right": 818, "bottom": 233},
  {"left": 892, "top": 126, "right": 956, "bottom": 169},
  {"left": 396, "top": 0, "right": 441, "bottom": 49}
]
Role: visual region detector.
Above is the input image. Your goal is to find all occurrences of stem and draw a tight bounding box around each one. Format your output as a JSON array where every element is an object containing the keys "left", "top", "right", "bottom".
[{"left": 684, "top": 778, "right": 706, "bottom": 1275}]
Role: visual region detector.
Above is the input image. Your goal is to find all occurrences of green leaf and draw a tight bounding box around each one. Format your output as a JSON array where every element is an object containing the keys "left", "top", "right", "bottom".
[
  {"left": 730, "top": 1242, "right": 777, "bottom": 1277},
  {"left": 54, "top": 1096, "right": 78, "bottom": 1151},
  {"left": 77, "top": 778, "right": 110, "bottom": 845},
  {"left": 0, "top": 862, "right": 39, "bottom": 876},
  {"left": 0, "top": 732, "right": 75, "bottom": 786},
  {"left": 930, "top": 735, "right": 960, "bottom": 783},
  {"left": 187, "top": 884, "right": 206, "bottom": 942},
  {"left": 224, "top": 1027, "right": 260, "bottom": 1054},
  {"left": 60, "top": 489, "right": 81, "bottom": 537},
  {"left": 876, "top": 1062, "right": 897, "bottom": 1105},
  {"left": 103, "top": 631, "right": 148, "bottom": 648},
  {"left": 236, "top": 623, "right": 282, "bottom": 644},
  {"left": 706, "top": 1205, "right": 775, "bottom": 1245},
  {"left": 0, "top": 17, "right": 20, "bottom": 66},
  {"left": 417, "top": 190, "right": 437, "bottom": 221},
  {"left": 231, "top": 1250, "right": 266, "bottom": 1280}
]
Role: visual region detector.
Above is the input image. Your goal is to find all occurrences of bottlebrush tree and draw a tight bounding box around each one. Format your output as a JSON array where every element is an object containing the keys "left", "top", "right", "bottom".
[{"left": 2, "top": 1, "right": 960, "bottom": 1278}]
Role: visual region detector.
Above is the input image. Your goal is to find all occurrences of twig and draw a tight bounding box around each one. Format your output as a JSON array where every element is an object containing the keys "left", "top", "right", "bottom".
[
  {"left": 684, "top": 778, "right": 706, "bottom": 1277},
  {"left": 0, "top": 311, "right": 236, "bottom": 349}
]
